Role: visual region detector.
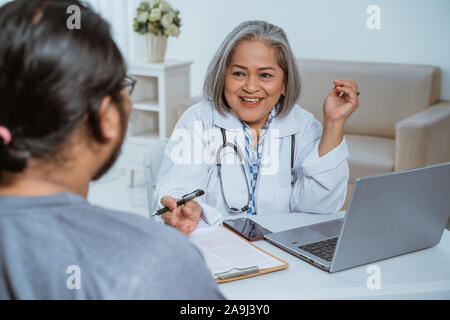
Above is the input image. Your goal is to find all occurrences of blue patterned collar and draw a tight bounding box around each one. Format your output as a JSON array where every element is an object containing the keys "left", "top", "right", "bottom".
[
  {"left": 241, "top": 106, "right": 277, "bottom": 137},
  {"left": 241, "top": 106, "right": 277, "bottom": 164}
]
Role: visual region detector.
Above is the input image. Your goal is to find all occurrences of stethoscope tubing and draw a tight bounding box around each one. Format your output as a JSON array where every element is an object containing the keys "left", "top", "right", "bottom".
[
  {"left": 216, "top": 140, "right": 251, "bottom": 213},
  {"left": 216, "top": 127, "right": 295, "bottom": 214}
]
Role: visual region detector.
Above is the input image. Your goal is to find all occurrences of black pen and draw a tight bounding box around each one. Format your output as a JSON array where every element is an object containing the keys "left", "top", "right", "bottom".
[{"left": 152, "top": 189, "right": 205, "bottom": 216}]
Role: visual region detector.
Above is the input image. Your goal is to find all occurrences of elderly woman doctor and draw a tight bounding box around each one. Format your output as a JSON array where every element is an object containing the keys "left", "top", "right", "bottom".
[{"left": 154, "top": 20, "right": 359, "bottom": 235}]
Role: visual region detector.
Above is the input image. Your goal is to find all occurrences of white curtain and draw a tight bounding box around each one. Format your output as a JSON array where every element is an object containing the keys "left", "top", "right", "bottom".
[
  {"left": 0, "top": 0, "right": 140, "bottom": 64},
  {"left": 0, "top": 0, "right": 12, "bottom": 6},
  {"left": 88, "top": 0, "right": 134, "bottom": 62}
]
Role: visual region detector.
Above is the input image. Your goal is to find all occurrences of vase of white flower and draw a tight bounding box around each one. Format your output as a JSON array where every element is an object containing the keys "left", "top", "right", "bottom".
[
  {"left": 145, "top": 33, "right": 167, "bottom": 62},
  {"left": 133, "top": 0, "right": 181, "bottom": 63}
]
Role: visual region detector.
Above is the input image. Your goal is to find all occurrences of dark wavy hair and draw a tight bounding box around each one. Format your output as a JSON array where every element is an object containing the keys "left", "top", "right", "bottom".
[{"left": 0, "top": 0, "right": 127, "bottom": 175}]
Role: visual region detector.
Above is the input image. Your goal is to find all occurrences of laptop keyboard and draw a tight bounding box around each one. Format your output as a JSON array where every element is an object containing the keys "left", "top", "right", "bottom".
[{"left": 299, "top": 237, "right": 338, "bottom": 262}]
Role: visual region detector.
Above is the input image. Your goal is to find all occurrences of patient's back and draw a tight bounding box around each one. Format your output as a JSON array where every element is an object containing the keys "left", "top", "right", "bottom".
[{"left": 0, "top": 192, "right": 223, "bottom": 299}]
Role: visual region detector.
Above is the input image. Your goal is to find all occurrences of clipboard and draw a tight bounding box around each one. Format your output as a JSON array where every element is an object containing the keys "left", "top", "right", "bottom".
[{"left": 190, "top": 225, "right": 289, "bottom": 283}]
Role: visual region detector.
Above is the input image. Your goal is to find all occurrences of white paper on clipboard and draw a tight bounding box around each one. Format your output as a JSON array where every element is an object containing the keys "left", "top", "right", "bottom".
[{"left": 189, "top": 225, "right": 284, "bottom": 279}]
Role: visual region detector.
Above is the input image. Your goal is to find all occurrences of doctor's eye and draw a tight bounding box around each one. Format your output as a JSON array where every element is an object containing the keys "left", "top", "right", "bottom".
[
  {"left": 260, "top": 73, "right": 273, "bottom": 79},
  {"left": 232, "top": 71, "right": 246, "bottom": 77}
]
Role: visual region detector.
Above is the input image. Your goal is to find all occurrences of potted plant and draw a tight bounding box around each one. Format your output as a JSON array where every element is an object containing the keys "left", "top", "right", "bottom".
[{"left": 133, "top": 0, "right": 181, "bottom": 63}]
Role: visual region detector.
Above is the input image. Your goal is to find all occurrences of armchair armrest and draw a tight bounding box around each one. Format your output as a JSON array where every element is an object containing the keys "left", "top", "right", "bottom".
[{"left": 395, "top": 101, "right": 450, "bottom": 171}]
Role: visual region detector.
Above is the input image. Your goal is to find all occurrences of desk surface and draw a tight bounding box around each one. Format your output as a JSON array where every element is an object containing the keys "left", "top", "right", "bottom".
[{"left": 217, "top": 212, "right": 450, "bottom": 299}]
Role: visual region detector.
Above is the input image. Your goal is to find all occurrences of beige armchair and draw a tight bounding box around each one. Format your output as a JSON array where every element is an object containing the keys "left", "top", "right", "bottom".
[
  {"left": 174, "top": 59, "right": 450, "bottom": 229},
  {"left": 296, "top": 59, "right": 450, "bottom": 213}
]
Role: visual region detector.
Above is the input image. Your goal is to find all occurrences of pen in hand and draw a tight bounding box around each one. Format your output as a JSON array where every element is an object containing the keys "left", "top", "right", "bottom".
[{"left": 152, "top": 189, "right": 205, "bottom": 217}]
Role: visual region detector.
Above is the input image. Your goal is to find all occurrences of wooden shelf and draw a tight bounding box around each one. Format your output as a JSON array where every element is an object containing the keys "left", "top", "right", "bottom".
[
  {"left": 127, "top": 60, "right": 191, "bottom": 140},
  {"left": 132, "top": 98, "right": 159, "bottom": 112},
  {"left": 122, "top": 60, "right": 191, "bottom": 186},
  {"left": 128, "top": 129, "right": 159, "bottom": 145},
  {"left": 129, "top": 59, "right": 193, "bottom": 74}
]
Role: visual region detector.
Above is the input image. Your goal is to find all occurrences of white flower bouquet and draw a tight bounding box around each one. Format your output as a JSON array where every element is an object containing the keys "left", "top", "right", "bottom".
[{"left": 133, "top": 0, "right": 181, "bottom": 37}]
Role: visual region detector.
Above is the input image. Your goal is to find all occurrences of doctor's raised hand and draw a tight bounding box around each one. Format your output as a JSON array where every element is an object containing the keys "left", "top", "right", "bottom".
[{"left": 319, "top": 79, "right": 359, "bottom": 157}]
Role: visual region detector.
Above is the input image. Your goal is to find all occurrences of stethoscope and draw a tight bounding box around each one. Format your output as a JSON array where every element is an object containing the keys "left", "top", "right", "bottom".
[{"left": 216, "top": 127, "right": 296, "bottom": 214}]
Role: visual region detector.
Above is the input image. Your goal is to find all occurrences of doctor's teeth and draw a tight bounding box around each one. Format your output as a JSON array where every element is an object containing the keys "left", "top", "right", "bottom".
[{"left": 242, "top": 97, "right": 262, "bottom": 102}]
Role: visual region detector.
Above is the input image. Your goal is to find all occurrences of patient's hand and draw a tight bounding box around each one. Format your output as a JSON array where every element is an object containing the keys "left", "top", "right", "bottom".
[{"left": 160, "top": 196, "right": 201, "bottom": 235}]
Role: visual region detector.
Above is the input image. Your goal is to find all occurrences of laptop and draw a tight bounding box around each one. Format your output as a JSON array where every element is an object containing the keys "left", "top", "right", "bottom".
[{"left": 264, "top": 162, "right": 450, "bottom": 273}]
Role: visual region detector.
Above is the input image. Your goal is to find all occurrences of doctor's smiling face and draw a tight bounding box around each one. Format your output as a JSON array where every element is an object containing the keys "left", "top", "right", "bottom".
[{"left": 224, "top": 40, "right": 286, "bottom": 131}]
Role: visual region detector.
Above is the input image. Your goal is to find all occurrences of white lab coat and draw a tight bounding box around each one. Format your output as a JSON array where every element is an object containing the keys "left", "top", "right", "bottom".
[{"left": 154, "top": 99, "right": 349, "bottom": 225}]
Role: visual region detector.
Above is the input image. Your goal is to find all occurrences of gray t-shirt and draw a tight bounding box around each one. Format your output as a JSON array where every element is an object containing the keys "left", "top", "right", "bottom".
[{"left": 0, "top": 192, "right": 224, "bottom": 299}]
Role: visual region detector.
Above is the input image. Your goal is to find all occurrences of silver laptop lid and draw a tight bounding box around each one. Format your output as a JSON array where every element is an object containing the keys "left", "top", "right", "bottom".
[{"left": 330, "top": 162, "right": 450, "bottom": 273}]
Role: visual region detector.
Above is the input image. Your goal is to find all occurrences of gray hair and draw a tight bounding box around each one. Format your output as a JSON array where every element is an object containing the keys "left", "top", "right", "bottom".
[{"left": 203, "top": 20, "right": 301, "bottom": 117}]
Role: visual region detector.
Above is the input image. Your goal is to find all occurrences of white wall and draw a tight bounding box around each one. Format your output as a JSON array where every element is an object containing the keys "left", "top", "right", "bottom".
[
  {"left": 1, "top": 0, "right": 449, "bottom": 100},
  {"left": 160, "top": 0, "right": 450, "bottom": 100}
]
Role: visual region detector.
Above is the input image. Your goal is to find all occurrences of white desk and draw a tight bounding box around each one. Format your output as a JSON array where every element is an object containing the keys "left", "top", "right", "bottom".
[{"left": 218, "top": 212, "right": 450, "bottom": 299}]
